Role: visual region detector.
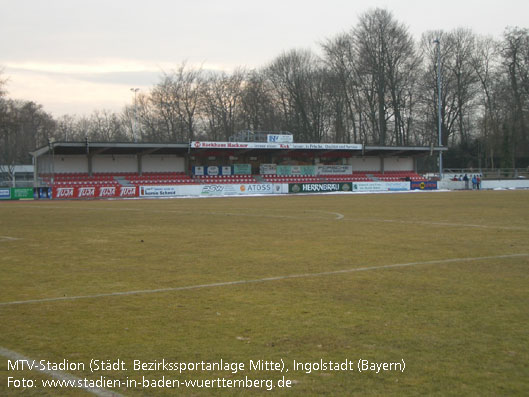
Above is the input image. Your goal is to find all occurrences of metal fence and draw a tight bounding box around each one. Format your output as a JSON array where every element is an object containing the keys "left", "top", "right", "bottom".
[{"left": 442, "top": 168, "right": 529, "bottom": 180}]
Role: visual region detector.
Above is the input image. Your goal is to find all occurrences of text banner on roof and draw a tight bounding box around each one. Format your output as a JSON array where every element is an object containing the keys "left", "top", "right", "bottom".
[{"left": 190, "top": 141, "right": 362, "bottom": 150}]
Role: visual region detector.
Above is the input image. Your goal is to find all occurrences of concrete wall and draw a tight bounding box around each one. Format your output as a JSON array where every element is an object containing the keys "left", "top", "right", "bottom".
[
  {"left": 439, "top": 179, "right": 529, "bottom": 190},
  {"left": 92, "top": 155, "right": 137, "bottom": 173},
  {"left": 350, "top": 156, "right": 381, "bottom": 171},
  {"left": 40, "top": 154, "right": 187, "bottom": 174},
  {"left": 40, "top": 155, "right": 88, "bottom": 173},
  {"left": 349, "top": 156, "right": 414, "bottom": 172},
  {"left": 383, "top": 157, "right": 414, "bottom": 171},
  {"left": 142, "top": 155, "right": 185, "bottom": 172},
  {"left": 482, "top": 180, "right": 529, "bottom": 189}
]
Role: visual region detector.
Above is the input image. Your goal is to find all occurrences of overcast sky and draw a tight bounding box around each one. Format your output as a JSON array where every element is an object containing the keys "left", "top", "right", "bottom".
[{"left": 1, "top": 0, "right": 527, "bottom": 116}]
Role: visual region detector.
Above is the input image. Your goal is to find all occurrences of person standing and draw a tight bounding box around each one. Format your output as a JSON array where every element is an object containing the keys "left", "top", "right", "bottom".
[
  {"left": 463, "top": 174, "right": 469, "bottom": 190},
  {"left": 472, "top": 175, "right": 477, "bottom": 190}
]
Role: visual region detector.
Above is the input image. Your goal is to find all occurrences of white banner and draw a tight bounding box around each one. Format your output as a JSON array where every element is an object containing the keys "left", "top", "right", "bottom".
[
  {"left": 140, "top": 186, "right": 179, "bottom": 197},
  {"left": 200, "top": 184, "right": 278, "bottom": 196},
  {"left": 267, "top": 134, "right": 293, "bottom": 143},
  {"left": 206, "top": 166, "right": 219, "bottom": 176},
  {"left": 352, "top": 182, "right": 410, "bottom": 192},
  {"left": 260, "top": 164, "right": 277, "bottom": 175},
  {"left": 316, "top": 165, "right": 353, "bottom": 175},
  {"left": 139, "top": 184, "right": 282, "bottom": 197},
  {"left": 191, "top": 141, "right": 362, "bottom": 150}
]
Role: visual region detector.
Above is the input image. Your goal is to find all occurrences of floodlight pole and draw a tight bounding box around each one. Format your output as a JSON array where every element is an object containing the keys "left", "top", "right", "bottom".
[
  {"left": 434, "top": 38, "right": 443, "bottom": 180},
  {"left": 130, "top": 88, "right": 139, "bottom": 143}
]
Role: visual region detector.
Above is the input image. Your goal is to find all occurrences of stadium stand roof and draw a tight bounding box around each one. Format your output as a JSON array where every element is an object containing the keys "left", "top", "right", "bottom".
[
  {"left": 31, "top": 142, "right": 447, "bottom": 158},
  {"left": 31, "top": 142, "right": 189, "bottom": 157}
]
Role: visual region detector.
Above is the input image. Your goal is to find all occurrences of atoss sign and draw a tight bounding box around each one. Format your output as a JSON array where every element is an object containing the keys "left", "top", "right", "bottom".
[
  {"left": 201, "top": 183, "right": 275, "bottom": 196},
  {"left": 289, "top": 183, "right": 352, "bottom": 193},
  {"left": 53, "top": 186, "right": 138, "bottom": 199}
]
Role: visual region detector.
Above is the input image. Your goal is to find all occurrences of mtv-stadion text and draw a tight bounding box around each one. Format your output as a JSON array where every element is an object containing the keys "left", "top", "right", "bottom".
[{"left": 6, "top": 357, "right": 406, "bottom": 391}]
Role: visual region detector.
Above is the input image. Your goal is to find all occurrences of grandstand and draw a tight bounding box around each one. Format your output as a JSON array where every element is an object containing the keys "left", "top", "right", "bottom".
[{"left": 29, "top": 140, "right": 445, "bottom": 198}]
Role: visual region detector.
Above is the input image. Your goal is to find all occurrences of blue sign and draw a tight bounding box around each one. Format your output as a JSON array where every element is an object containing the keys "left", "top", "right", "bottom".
[
  {"left": 0, "top": 188, "right": 11, "bottom": 199},
  {"left": 410, "top": 181, "right": 437, "bottom": 190}
]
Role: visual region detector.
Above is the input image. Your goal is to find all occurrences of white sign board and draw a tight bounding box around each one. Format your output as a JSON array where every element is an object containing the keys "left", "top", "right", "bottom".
[
  {"left": 267, "top": 134, "right": 293, "bottom": 143},
  {"left": 190, "top": 141, "right": 362, "bottom": 150}
]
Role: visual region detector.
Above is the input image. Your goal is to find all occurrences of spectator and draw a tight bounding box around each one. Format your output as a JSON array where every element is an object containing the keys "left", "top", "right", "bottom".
[
  {"left": 472, "top": 175, "right": 477, "bottom": 190},
  {"left": 463, "top": 174, "right": 469, "bottom": 190}
]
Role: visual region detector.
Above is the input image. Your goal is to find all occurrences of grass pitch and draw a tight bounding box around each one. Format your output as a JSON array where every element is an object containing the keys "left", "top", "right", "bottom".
[{"left": 0, "top": 190, "right": 528, "bottom": 396}]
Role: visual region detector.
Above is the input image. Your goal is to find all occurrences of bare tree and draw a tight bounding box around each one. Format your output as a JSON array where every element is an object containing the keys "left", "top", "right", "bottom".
[
  {"left": 267, "top": 49, "right": 331, "bottom": 142},
  {"left": 353, "top": 8, "right": 418, "bottom": 145},
  {"left": 322, "top": 33, "right": 363, "bottom": 143},
  {"left": 471, "top": 35, "right": 502, "bottom": 168},
  {"left": 202, "top": 69, "right": 246, "bottom": 141},
  {"left": 239, "top": 70, "right": 280, "bottom": 132},
  {"left": 0, "top": 99, "right": 55, "bottom": 183},
  {"left": 501, "top": 27, "right": 529, "bottom": 162}
]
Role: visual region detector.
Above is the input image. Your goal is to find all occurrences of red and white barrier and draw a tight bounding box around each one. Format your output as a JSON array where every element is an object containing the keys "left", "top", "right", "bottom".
[{"left": 52, "top": 186, "right": 138, "bottom": 199}]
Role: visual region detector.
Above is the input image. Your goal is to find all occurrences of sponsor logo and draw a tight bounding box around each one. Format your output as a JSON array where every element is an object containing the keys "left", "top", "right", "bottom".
[
  {"left": 120, "top": 187, "right": 137, "bottom": 196},
  {"left": 267, "top": 134, "right": 293, "bottom": 143},
  {"left": 206, "top": 166, "right": 219, "bottom": 176},
  {"left": 302, "top": 183, "right": 340, "bottom": 192},
  {"left": 246, "top": 184, "right": 272, "bottom": 192},
  {"left": 240, "top": 185, "right": 246, "bottom": 192},
  {"left": 0, "top": 188, "right": 10, "bottom": 199},
  {"left": 78, "top": 187, "right": 96, "bottom": 198},
  {"left": 99, "top": 186, "right": 116, "bottom": 197},
  {"left": 140, "top": 186, "right": 176, "bottom": 196},
  {"left": 289, "top": 183, "right": 352, "bottom": 193},
  {"left": 190, "top": 141, "right": 362, "bottom": 150},
  {"left": 56, "top": 188, "right": 74, "bottom": 198},
  {"left": 410, "top": 181, "right": 437, "bottom": 190},
  {"left": 202, "top": 185, "right": 224, "bottom": 193}
]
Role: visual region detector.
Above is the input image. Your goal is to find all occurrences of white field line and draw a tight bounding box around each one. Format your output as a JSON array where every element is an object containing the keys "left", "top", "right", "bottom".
[
  {"left": 346, "top": 217, "right": 529, "bottom": 231},
  {"left": 7, "top": 203, "right": 529, "bottom": 230},
  {"left": 0, "top": 236, "right": 21, "bottom": 242},
  {"left": 0, "top": 254, "right": 526, "bottom": 307},
  {"left": 0, "top": 346, "right": 123, "bottom": 397},
  {"left": 3, "top": 204, "right": 344, "bottom": 222}
]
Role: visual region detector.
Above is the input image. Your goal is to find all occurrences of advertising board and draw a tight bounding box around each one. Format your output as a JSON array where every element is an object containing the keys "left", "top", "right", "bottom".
[
  {"left": 410, "top": 181, "right": 438, "bottom": 190},
  {"left": 233, "top": 164, "right": 252, "bottom": 175},
  {"left": 259, "top": 164, "right": 277, "bottom": 175},
  {"left": 191, "top": 141, "right": 362, "bottom": 150},
  {"left": 277, "top": 165, "right": 317, "bottom": 176},
  {"left": 267, "top": 134, "right": 293, "bottom": 143},
  {"left": 193, "top": 166, "right": 205, "bottom": 176},
  {"left": 352, "top": 182, "right": 410, "bottom": 192},
  {"left": 10, "top": 188, "right": 34, "bottom": 200},
  {"left": 53, "top": 186, "right": 138, "bottom": 199},
  {"left": 200, "top": 184, "right": 277, "bottom": 196},
  {"left": 316, "top": 165, "right": 353, "bottom": 175},
  {"left": 139, "top": 186, "right": 178, "bottom": 197},
  {"left": 206, "top": 166, "right": 219, "bottom": 176},
  {"left": 289, "top": 183, "right": 352, "bottom": 193},
  {"left": 221, "top": 166, "right": 232, "bottom": 175},
  {"left": 0, "top": 188, "right": 11, "bottom": 200}
]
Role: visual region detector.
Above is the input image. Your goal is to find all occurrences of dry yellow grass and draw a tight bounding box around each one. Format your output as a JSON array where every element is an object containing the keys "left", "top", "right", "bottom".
[{"left": 0, "top": 190, "right": 528, "bottom": 395}]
